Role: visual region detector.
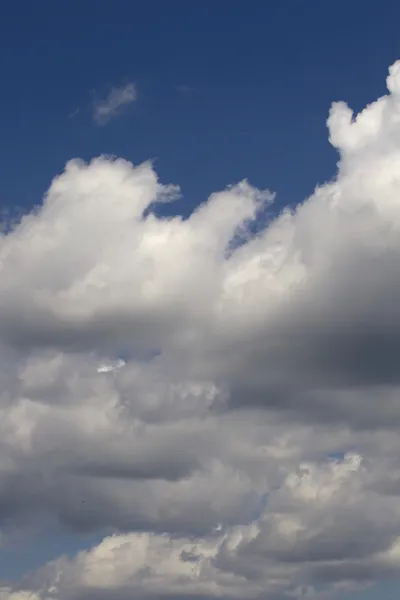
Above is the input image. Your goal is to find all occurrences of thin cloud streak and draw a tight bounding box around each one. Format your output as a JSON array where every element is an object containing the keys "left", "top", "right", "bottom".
[{"left": 93, "top": 83, "right": 137, "bottom": 125}]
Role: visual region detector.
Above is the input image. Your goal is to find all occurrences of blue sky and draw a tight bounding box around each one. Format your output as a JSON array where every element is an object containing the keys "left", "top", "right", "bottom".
[
  {"left": 1, "top": 0, "right": 399, "bottom": 219},
  {"left": 1, "top": 1, "right": 400, "bottom": 598}
]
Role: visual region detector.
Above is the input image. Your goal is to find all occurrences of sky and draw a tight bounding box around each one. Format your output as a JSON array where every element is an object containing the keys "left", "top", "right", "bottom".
[{"left": 1, "top": 1, "right": 400, "bottom": 599}]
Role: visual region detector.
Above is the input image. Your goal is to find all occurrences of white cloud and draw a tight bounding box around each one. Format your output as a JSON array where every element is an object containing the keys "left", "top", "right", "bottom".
[
  {"left": 96, "top": 358, "right": 126, "bottom": 373},
  {"left": 93, "top": 83, "right": 137, "bottom": 125},
  {"left": 1, "top": 61, "right": 400, "bottom": 598},
  {"left": 7, "top": 453, "right": 400, "bottom": 599}
]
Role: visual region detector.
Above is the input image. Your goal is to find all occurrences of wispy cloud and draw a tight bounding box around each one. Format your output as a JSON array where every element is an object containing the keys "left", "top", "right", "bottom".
[
  {"left": 93, "top": 82, "right": 137, "bottom": 125},
  {"left": 176, "top": 84, "right": 196, "bottom": 96}
]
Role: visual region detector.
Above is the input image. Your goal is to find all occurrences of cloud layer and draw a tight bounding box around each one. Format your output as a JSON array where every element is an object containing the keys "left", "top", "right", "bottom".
[{"left": 2, "top": 61, "right": 400, "bottom": 599}]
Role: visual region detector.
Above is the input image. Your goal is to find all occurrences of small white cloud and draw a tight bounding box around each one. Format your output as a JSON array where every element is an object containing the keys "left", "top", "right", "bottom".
[
  {"left": 97, "top": 358, "right": 126, "bottom": 373},
  {"left": 93, "top": 82, "right": 137, "bottom": 125}
]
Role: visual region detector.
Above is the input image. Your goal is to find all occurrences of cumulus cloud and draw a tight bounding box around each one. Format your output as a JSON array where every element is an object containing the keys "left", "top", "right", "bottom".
[
  {"left": 1, "top": 61, "right": 400, "bottom": 599},
  {"left": 93, "top": 83, "right": 137, "bottom": 125}
]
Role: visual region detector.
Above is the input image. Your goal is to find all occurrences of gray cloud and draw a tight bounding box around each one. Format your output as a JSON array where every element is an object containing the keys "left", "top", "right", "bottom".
[{"left": 2, "top": 61, "right": 400, "bottom": 599}]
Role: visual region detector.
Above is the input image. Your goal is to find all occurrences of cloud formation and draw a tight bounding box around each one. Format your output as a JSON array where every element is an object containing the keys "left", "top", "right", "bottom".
[
  {"left": 1, "top": 61, "right": 400, "bottom": 599},
  {"left": 93, "top": 83, "right": 137, "bottom": 125}
]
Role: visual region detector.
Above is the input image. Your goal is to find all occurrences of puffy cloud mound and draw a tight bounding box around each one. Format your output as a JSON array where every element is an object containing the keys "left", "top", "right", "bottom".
[{"left": 2, "top": 61, "right": 400, "bottom": 599}]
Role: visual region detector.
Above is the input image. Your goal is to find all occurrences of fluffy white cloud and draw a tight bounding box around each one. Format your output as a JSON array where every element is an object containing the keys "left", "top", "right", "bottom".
[
  {"left": 92, "top": 83, "right": 137, "bottom": 125},
  {"left": 2, "top": 61, "right": 400, "bottom": 599}
]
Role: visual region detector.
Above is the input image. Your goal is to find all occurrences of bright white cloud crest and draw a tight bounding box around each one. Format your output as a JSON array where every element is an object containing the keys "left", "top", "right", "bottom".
[{"left": 2, "top": 62, "right": 400, "bottom": 599}]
